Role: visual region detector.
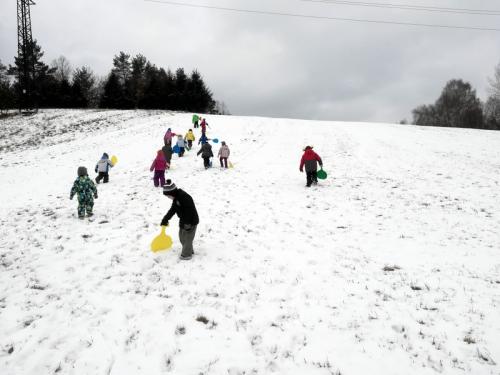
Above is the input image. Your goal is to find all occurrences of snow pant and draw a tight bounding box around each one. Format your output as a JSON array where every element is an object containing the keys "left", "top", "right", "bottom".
[
  {"left": 187, "top": 140, "right": 193, "bottom": 149},
  {"left": 194, "top": 121, "right": 199, "bottom": 128},
  {"left": 203, "top": 157, "right": 211, "bottom": 169},
  {"left": 179, "top": 225, "right": 197, "bottom": 258},
  {"left": 178, "top": 147, "right": 185, "bottom": 157},
  {"left": 96, "top": 172, "right": 109, "bottom": 184},
  {"left": 153, "top": 170, "right": 165, "bottom": 187},
  {"left": 220, "top": 157, "right": 228, "bottom": 168},
  {"left": 306, "top": 170, "right": 318, "bottom": 186},
  {"left": 77, "top": 197, "right": 94, "bottom": 218}
]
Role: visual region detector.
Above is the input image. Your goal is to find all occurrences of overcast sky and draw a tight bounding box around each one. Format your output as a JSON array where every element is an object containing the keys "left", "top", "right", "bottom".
[{"left": 1, "top": 0, "right": 499, "bottom": 122}]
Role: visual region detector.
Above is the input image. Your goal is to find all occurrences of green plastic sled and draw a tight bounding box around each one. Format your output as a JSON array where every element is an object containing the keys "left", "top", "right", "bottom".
[{"left": 317, "top": 168, "right": 327, "bottom": 180}]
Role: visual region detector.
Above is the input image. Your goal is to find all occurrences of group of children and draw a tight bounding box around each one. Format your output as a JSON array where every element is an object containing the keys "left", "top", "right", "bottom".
[
  {"left": 70, "top": 114, "right": 325, "bottom": 219},
  {"left": 149, "top": 115, "right": 232, "bottom": 188}
]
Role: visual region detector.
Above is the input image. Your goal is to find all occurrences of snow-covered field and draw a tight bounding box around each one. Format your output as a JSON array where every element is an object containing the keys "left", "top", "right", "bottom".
[{"left": 0, "top": 109, "right": 499, "bottom": 375}]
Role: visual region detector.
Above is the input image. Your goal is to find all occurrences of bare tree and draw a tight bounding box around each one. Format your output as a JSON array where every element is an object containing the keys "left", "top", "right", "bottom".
[
  {"left": 51, "top": 55, "right": 72, "bottom": 82},
  {"left": 487, "top": 62, "right": 500, "bottom": 99},
  {"left": 214, "top": 100, "right": 230, "bottom": 115}
]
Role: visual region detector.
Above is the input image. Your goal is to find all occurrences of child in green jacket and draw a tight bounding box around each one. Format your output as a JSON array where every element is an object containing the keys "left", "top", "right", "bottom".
[{"left": 70, "top": 166, "right": 98, "bottom": 219}]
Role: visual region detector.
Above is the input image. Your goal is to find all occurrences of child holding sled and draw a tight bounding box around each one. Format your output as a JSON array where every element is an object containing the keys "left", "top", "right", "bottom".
[
  {"left": 299, "top": 146, "right": 323, "bottom": 187},
  {"left": 95, "top": 152, "right": 113, "bottom": 184},
  {"left": 218, "top": 141, "right": 230, "bottom": 168},
  {"left": 176, "top": 134, "right": 186, "bottom": 157}
]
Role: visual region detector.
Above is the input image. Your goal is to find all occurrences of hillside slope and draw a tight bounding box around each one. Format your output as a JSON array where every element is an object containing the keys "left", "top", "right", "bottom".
[{"left": 0, "top": 110, "right": 499, "bottom": 375}]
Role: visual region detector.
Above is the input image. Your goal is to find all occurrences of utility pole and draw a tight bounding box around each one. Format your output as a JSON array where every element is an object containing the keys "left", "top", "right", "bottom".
[{"left": 17, "top": 0, "right": 37, "bottom": 112}]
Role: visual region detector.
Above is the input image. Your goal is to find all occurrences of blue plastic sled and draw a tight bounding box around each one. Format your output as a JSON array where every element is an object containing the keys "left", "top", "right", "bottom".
[
  {"left": 212, "top": 138, "right": 219, "bottom": 144},
  {"left": 172, "top": 145, "right": 180, "bottom": 154}
]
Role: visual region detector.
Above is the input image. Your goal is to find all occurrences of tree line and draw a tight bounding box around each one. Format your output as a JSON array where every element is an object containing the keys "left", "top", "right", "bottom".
[
  {"left": 0, "top": 40, "right": 224, "bottom": 114},
  {"left": 408, "top": 64, "right": 500, "bottom": 130}
]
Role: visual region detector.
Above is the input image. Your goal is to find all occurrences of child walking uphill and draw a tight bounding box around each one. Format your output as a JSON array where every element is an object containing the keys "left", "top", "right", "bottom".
[
  {"left": 164, "top": 128, "right": 176, "bottom": 146},
  {"left": 70, "top": 166, "right": 98, "bottom": 219},
  {"left": 162, "top": 144, "right": 173, "bottom": 167},
  {"left": 192, "top": 114, "right": 199, "bottom": 128},
  {"left": 200, "top": 118, "right": 208, "bottom": 134},
  {"left": 176, "top": 134, "right": 186, "bottom": 157},
  {"left": 218, "top": 141, "right": 230, "bottom": 168},
  {"left": 197, "top": 142, "right": 213, "bottom": 169},
  {"left": 150, "top": 150, "right": 169, "bottom": 187},
  {"left": 95, "top": 153, "right": 113, "bottom": 184},
  {"left": 185, "top": 129, "right": 195, "bottom": 150},
  {"left": 299, "top": 146, "right": 323, "bottom": 187}
]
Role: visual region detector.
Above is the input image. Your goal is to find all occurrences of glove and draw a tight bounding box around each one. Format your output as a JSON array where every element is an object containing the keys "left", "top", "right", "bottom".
[
  {"left": 183, "top": 223, "right": 193, "bottom": 231},
  {"left": 160, "top": 217, "right": 169, "bottom": 226},
  {"left": 299, "top": 168, "right": 303, "bottom": 173},
  {"left": 70, "top": 196, "right": 73, "bottom": 200},
  {"left": 95, "top": 168, "right": 98, "bottom": 173},
  {"left": 94, "top": 194, "right": 98, "bottom": 199}
]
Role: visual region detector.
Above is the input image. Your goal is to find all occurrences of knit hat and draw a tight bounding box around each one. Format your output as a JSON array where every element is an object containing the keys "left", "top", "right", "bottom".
[
  {"left": 221, "top": 141, "right": 226, "bottom": 145},
  {"left": 77, "top": 166, "right": 88, "bottom": 177},
  {"left": 163, "top": 179, "right": 177, "bottom": 195},
  {"left": 303, "top": 146, "right": 313, "bottom": 151},
  {"left": 102, "top": 152, "right": 109, "bottom": 159}
]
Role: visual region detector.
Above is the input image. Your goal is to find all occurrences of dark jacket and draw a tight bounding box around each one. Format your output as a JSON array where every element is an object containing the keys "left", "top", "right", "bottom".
[
  {"left": 162, "top": 145, "right": 173, "bottom": 163},
  {"left": 163, "top": 189, "right": 199, "bottom": 228},
  {"left": 197, "top": 143, "right": 213, "bottom": 158}
]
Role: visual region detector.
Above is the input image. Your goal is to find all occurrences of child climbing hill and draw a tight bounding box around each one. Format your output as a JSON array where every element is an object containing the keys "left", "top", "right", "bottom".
[
  {"left": 150, "top": 150, "right": 169, "bottom": 187},
  {"left": 70, "top": 166, "right": 98, "bottom": 219}
]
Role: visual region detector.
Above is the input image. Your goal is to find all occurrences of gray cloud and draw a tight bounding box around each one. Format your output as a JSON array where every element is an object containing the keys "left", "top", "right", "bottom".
[{"left": 1, "top": 0, "right": 499, "bottom": 122}]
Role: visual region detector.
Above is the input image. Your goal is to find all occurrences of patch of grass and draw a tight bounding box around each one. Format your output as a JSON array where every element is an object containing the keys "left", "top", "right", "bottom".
[
  {"left": 175, "top": 325, "right": 186, "bottom": 335},
  {"left": 196, "top": 315, "right": 209, "bottom": 324},
  {"left": 382, "top": 265, "right": 401, "bottom": 272},
  {"left": 464, "top": 336, "right": 476, "bottom": 344}
]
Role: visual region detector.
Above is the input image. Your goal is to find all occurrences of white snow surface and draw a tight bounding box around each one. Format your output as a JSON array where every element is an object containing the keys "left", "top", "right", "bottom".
[{"left": 0, "top": 109, "right": 499, "bottom": 375}]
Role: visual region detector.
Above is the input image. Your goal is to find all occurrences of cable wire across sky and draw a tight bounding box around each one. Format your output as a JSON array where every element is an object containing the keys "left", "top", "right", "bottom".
[
  {"left": 300, "top": 0, "right": 500, "bottom": 16},
  {"left": 144, "top": 0, "right": 500, "bottom": 32}
]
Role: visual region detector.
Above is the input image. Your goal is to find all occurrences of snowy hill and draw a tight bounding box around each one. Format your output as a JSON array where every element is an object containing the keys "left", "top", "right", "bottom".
[{"left": 0, "top": 109, "right": 499, "bottom": 375}]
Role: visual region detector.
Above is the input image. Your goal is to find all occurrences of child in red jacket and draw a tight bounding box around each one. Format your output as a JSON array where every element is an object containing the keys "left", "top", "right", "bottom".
[
  {"left": 299, "top": 146, "right": 323, "bottom": 187},
  {"left": 150, "top": 150, "right": 169, "bottom": 187}
]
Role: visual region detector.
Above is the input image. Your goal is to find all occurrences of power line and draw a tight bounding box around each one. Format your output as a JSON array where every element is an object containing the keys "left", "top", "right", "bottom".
[
  {"left": 144, "top": 0, "right": 500, "bottom": 32},
  {"left": 301, "top": 0, "right": 500, "bottom": 16}
]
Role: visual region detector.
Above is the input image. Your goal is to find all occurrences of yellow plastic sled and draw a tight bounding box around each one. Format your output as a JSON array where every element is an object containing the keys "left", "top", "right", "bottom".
[
  {"left": 111, "top": 155, "right": 118, "bottom": 166},
  {"left": 151, "top": 226, "right": 173, "bottom": 252}
]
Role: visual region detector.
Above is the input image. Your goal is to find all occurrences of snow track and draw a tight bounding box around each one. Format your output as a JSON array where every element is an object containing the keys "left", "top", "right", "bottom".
[{"left": 0, "top": 110, "right": 499, "bottom": 374}]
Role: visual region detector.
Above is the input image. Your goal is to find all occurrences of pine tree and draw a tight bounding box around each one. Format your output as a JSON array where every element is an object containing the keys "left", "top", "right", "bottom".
[
  {"left": 131, "top": 54, "right": 148, "bottom": 108},
  {"left": 174, "top": 68, "right": 188, "bottom": 110},
  {"left": 72, "top": 66, "right": 96, "bottom": 108},
  {"left": 9, "top": 39, "right": 55, "bottom": 108},
  {"left": 100, "top": 72, "right": 125, "bottom": 108},
  {"left": 186, "top": 70, "right": 214, "bottom": 113},
  {"left": 112, "top": 52, "right": 132, "bottom": 85}
]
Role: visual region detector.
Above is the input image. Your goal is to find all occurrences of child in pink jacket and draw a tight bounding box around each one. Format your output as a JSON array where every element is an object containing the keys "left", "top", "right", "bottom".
[{"left": 150, "top": 150, "right": 169, "bottom": 187}]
